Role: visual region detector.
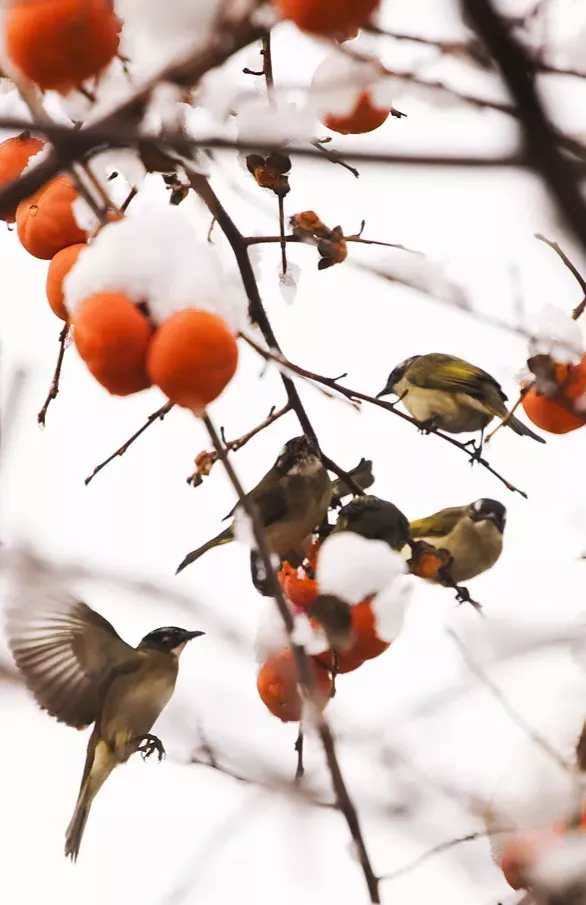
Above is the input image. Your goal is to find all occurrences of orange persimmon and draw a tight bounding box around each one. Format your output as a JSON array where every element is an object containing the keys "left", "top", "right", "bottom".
[
  {"left": 315, "top": 598, "right": 389, "bottom": 673},
  {"left": 147, "top": 309, "right": 238, "bottom": 414},
  {"left": 278, "top": 562, "right": 318, "bottom": 610},
  {"left": 0, "top": 133, "right": 44, "bottom": 221},
  {"left": 522, "top": 357, "right": 586, "bottom": 434},
  {"left": 46, "top": 243, "right": 86, "bottom": 321},
  {"left": 499, "top": 826, "right": 566, "bottom": 890},
  {"left": 323, "top": 91, "right": 390, "bottom": 135},
  {"left": 257, "top": 648, "right": 333, "bottom": 722},
  {"left": 275, "top": 0, "right": 379, "bottom": 36},
  {"left": 5, "top": 0, "right": 120, "bottom": 93},
  {"left": 73, "top": 293, "right": 153, "bottom": 396},
  {"left": 16, "top": 176, "right": 89, "bottom": 259}
]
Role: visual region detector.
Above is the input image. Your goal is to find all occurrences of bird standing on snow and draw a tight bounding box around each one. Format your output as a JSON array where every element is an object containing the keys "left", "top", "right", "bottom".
[
  {"left": 6, "top": 589, "right": 204, "bottom": 861},
  {"left": 377, "top": 352, "right": 545, "bottom": 447},
  {"left": 407, "top": 498, "right": 507, "bottom": 584},
  {"left": 176, "top": 435, "right": 332, "bottom": 574}
]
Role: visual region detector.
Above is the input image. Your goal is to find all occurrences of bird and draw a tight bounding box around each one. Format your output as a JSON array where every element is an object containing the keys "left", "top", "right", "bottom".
[
  {"left": 331, "top": 495, "right": 410, "bottom": 552},
  {"left": 407, "top": 497, "right": 506, "bottom": 584},
  {"left": 176, "top": 435, "right": 332, "bottom": 574},
  {"left": 5, "top": 588, "right": 204, "bottom": 861},
  {"left": 376, "top": 353, "right": 545, "bottom": 447}
]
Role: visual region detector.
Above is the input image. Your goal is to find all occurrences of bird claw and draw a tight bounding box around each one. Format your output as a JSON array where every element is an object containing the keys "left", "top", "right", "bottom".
[
  {"left": 135, "top": 733, "right": 166, "bottom": 762},
  {"left": 417, "top": 418, "right": 438, "bottom": 435}
]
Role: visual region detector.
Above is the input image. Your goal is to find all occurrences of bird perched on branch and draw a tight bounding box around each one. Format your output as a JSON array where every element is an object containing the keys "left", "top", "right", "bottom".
[
  {"left": 6, "top": 589, "right": 204, "bottom": 861},
  {"left": 176, "top": 435, "right": 332, "bottom": 574},
  {"left": 377, "top": 353, "right": 545, "bottom": 447},
  {"left": 331, "top": 495, "right": 410, "bottom": 552},
  {"left": 407, "top": 498, "right": 506, "bottom": 584}
]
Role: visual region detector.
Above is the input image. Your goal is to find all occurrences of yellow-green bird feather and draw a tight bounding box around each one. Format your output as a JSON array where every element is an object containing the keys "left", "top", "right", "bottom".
[
  {"left": 177, "top": 436, "right": 332, "bottom": 574},
  {"left": 407, "top": 497, "right": 506, "bottom": 584},
  {"left": 377, "top": 353, "right": 545, "bottom": 442},
  {"left": 6, "top": 588, "right": 203, "bottom": 861}
]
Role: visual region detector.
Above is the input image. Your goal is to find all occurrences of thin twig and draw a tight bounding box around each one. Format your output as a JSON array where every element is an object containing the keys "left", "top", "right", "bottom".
[
  {"left": 295, "top": 727, "right": 304, "bottom": 782},
  {"left": 241, "top": 332, "right": 528, "bottom": 498},
  {"left": 379, "top": 830, "right": 502, "bottom": 884},
  {"left": 277, "top": 195, "right": 288, "bottom": 276},
  {"left": 449, "top": 630, "right": 574, "bottom": 775},
  {"left": 311, "top": 139, "right": 360, "bottom": 178},
  {"left": 535, "top": 233, "right": 586, "bottom": 317},
  {"left": 37, "top": 324, "right": 69, "bottom": 427},
  {"left": 187, "top": 403, "right": 291, "bottom": 486},
  {"left": 84, "top": 401, "right": 175, "bottom": 485},
  {"left": 245, "top": 233, "right": 422, "bottom": 254},
  {"left": 203, "top": 412, "right": 380, "bottom": 904}
]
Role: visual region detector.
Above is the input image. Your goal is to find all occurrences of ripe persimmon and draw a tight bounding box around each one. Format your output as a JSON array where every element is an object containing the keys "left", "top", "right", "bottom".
[
  {"left": 499, "top": 826, "right": 565, "bottom": 890},
  {"left": 5, "top": 0, "right": 120, "bottom": 93},
  {"left": 275, "top": 0, "right": 379, "bottom": 37},
  {"left": 278, "top": 561, "right": 318, "bottom": 610},
  {"left": 522, "top": 358, "right": 586, "bottom": 434},
  {"left": 323, "top": 91, "right": 390, "bottom": 135},
  {"left": 16, "top": 176, "right": 89, "bottom": 259},
  {"left": 46, "top": 243, "right": 86, "bottom": 321},
  {"left": 147, "top": 309, "right": 238, "bottom": 414},
  {"left": 0, "top": 132, "right": 44, "bottom": 221},
  {"left": 73, "top": 293, "right": 153, "bottom": 396},
  {"left": 257, "top": 648, "right": 333, "bottom": 722},
  {"left": 315, "top": 599, "right": 389, "bottom": 673}
]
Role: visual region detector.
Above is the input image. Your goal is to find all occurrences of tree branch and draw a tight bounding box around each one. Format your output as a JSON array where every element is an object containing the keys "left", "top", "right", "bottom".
[
  {"left": 37, "top": 324, "right": 69, "bottom": 427},
  {"left": 203, "top": 412, "right": 380, "bottom": 903},
  {"left": 84, "top": 401, "right": 175, "bottom": 485}
]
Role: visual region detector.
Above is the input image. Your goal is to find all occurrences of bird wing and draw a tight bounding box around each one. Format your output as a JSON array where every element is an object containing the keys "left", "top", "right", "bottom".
[
  {"left": 409, "top": 506, "right": 463, "bottom": 539},
  {"left": 409, "top": 355, "right": 508, "bottom": 403},
  {"left": 6, "top": 588, "right": 139, "bottom": 729}
]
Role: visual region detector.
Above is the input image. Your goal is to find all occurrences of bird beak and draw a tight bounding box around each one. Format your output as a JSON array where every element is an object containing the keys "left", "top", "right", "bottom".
[
  {"left": 185, "top": 631, "right": 205, "bottom": 641},
  {"left": 376, "top": 385, "right": 391, "bottom": 399}
]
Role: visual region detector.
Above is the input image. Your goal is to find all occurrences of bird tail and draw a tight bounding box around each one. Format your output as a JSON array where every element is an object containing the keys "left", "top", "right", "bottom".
[
  {"left": 176, "top": 526, "right": 234, "bottom": 574},
  {"left": 504, "top": 413, "right": 546, "bottom": 443},
  {"left": 65, "top": 739, "right": 116, "bottom": 862}
]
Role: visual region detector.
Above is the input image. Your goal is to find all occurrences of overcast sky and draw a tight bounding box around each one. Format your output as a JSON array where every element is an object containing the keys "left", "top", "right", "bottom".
[{"left": 3, "top": 1, "right": 586, "bottom": 904}]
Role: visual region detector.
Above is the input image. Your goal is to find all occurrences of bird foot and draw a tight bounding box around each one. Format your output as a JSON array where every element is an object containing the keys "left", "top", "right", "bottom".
[
  {"left": 454, "top": 584, "right": 483, "bottom": 615},
  {"left": 134, "top": 733, "right": 166, "bottom": 762},
  {"left": 417, "top": 418, "right": 439, "bottom": 435},
  {"left": 462, "top": 438, "right": 484, "bottom": 464}
]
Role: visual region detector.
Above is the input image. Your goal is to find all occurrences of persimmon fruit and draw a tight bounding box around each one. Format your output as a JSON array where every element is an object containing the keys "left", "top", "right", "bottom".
[
  {"left": 147, "top": 309, "right": 238, "bottom": 414},
  {"left": 0, "top": 133, "right": 44, "bottom": 221},
  {"left": 5, "top": 0, "right": 120, "bottom": 93},
  {"left": 46, "top": 243, "right": 86, "bottom": 321},
  {"left": 275, "top": 0, "right": 380, "bottom": 37},
  {"left": 522, "top": 358, "right": 586, "bottom": 434},
  {"left": 278, "top": 561, "right": 318, "bottom": 610},
  {"left": 73, "top": 293, "right": 153, "bottom": 396},
  {"left": 16, "top": 176, "right": 88, "bottom": 259},
  {"left": 315, "top": 599, "right": 390, "bottom": 673},
  {"left": 323, "top": 91, "right": 390, "bottom": 135},
  {"left": 257, "top": 648, "right": 333, "bottom": 722},
  {"left": 499, "top": 825, "right": 566, "bottom": 890}
]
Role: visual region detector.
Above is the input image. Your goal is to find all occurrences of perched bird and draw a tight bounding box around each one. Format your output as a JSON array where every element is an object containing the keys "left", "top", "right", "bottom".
[
  {"left": 177, "top": 435, "right": 332, "bottom": 574},
  {"left": 6, "top": 589, "right": 204, "bottom": 861},
  {"left": 332, "top": 495, "right": 410, "bottom": 552},
  {"left": 407, "top": 497, "right": 506, "bottom": 584},
  {"left": 377, "top": 353, "right": 545, "bottom": 445}
]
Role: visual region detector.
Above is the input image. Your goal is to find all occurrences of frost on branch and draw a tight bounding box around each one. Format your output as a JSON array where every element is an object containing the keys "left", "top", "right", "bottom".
[{"left": 63, "top": 206, "right": 248, "bottom": 331}]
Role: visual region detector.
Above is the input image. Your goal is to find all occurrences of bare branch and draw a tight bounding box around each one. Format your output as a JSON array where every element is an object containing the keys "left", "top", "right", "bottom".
[
  {"left": 37, "top": 324, "right": 69, "bottom": 427},
  {"left": 535, "top": 233, "right": 586, "bottom": 318},
  {"left": 84, "top": 401, "right": 174, "bottom": 485}
]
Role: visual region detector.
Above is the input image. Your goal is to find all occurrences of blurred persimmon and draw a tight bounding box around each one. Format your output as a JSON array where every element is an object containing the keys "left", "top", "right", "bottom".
[
  {"left": 323, "top": 91, "right": 390, "bottom": 135},
  {"left": 275, "top": 0, "right": 379, "bottom": 36},
  {"left": 46, "top": 243, "right": 86, "bottom": 321},
  {"left": 73, "top": 292, "right": 153, "bottom": 396},
  {"left": 16, "top": 176, "right": 88, "bottom": 259},
  {"left": 278, "top": 561, "right": 318, "bottom": 610},
  {"left": 0, "top": 133, "right": 44, "bottom": 221},
  {"left": 499, "top": 825, "right": 565, "bottom": 890},
  {"left": 5, "top": 0, "right": 120, "bottom": 93},
  {"left": 257, "top": 648, "right": 333, "bottom": 722},
  {"left": 147, "top": 309, "right": 238, "bottom": 414}
]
